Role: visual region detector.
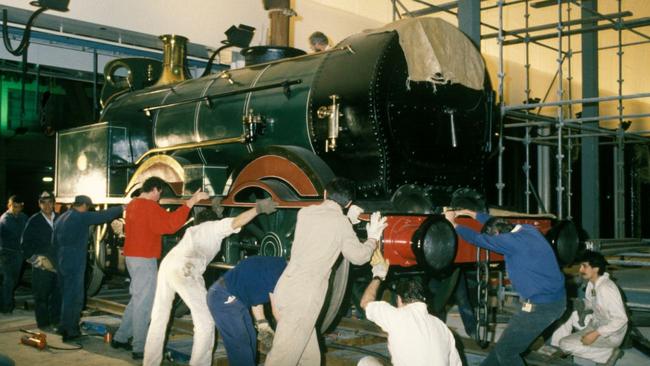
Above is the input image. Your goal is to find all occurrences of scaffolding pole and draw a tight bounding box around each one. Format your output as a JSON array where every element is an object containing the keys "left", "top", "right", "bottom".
[
  {"left": 523, "top": 0, "right": 532, "bottom": 213},
  {"left": 566, "top": 2, "right": 574, "bottom": 220},
  {"left": 497, "top": 0, "right": 506, "bottom": 206},
  {"left": 614, "top": 0, "right": 626, "bottom": 238},
  {"left": 555, "top": 0, "right": 565, "bottom": 220}
]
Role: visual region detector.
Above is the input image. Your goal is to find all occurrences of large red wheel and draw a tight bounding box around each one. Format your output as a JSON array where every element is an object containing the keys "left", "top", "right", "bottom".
[{"left": 222, "top": 147, "right": 348, "bottom": 332}]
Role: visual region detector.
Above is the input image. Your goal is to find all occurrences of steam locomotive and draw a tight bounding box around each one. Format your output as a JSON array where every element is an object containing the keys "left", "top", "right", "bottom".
[{"left": 54, "top": 18, "right": 577, "bottom": 331}]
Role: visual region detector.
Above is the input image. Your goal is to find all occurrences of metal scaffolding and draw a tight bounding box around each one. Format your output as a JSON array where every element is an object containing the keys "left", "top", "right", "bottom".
[
  {"left": 395, "top": 0, "right": 650, "bottom": 238},
  {"left": 493, "top": 0, "right": 650, "bottom": 240}
]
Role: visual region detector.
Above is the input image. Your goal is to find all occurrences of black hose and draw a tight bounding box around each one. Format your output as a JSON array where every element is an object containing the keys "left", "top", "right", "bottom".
[
  {"left": 2, "top": 7, "right": 46, "bottom": 56},
  {"left": 201, "top": 43, "right": 234, "bottom": 77}
]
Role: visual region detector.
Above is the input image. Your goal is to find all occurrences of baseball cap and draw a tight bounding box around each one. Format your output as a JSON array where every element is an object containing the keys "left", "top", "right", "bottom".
[
  {"left": 38, "top": 191, "right": 54, "bottom": 202},
  {"left": 73, "top": 195, "right": 93, "bottom": 206}
]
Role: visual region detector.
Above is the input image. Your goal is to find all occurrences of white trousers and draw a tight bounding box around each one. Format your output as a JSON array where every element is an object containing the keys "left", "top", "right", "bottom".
[
  {"left": 550, "top": 311, "right": 618, "bottom": 363},
  {"left": 143, "top": 256, "right": 215, "bottom": 366}
]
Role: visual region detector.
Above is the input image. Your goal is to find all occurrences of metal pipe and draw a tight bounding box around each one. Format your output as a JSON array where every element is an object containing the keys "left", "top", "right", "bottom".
[
  {"left": 505, "top": 136, "right": 557, "bottom": 147},
  {"left": 504, "top": 91, "right": 650, "bottom": 111},
  {"left": 93, "top": 48, "right": 98, "bottom": 121},
  {"left": 614, "top": 1, "right": 626, "bottom": 238},
  {"left": 392, "top": 0, "right": 399, "bottom": 21},
  {"left": 530, "top": 132, "right": 612, "bottom": 141},
  {"left": 497, "top": 0, "right": 505, "bottom": 206},
  {"left": 565, "top": 2, "right": 574, "bottom": 220},
  {"left": 571, "top": 0, "right": 650, "bottom": 42},
  {"left": 142, "top": 79, "right": 302, "bottom": 114},
  {"left": 134, "top": 136, "right": 244, "bottom": 165},
  {"left": 564, "top": 112, "right": 650, "bottom": 124},
  {"left": 481, "top": 11, "right": 632, "bottom": 39},
  {"left": 505, "top": 121, "right": 555, "bottom": 128},
  {"left": 555, "top": 0, "right": 564, "bottom": 219},
  {"left": 523, "top": 0, "right": 531, "bottom": 213},
  {"left": 394, "top": 0, "right": 414, "bottom": 17},
  {"left": 575, "top": 39, "right": 650, "bottom": 54},
  {"left": 625, "top": 302, "right": 650, "bottom": 310},
  {"left": 482, "top": 0, "right": 527, "bottom": 11},
  {"left": 617, "top": 252, "right": 650, "bottom": 258},
  {"left": 502, "top": 16, "right": 650, "bottom": 46},
  {"left": 409, "top": 0, "right": 564, "bottom": 54},
  {"left": 607, "top": 260, "right": 650, "bottom": 267}
]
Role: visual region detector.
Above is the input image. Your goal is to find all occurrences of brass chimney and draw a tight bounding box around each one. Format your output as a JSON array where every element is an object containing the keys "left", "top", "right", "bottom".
[{"left": 155, "top": 34, "right": 191, "bottom": 86}]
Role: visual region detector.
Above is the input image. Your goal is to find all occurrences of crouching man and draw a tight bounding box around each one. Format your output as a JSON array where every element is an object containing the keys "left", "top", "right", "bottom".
[
  {"left": 143, "top": 198, "right": 278, "bottom": 366},
  {"left": 207, "top": 255, "right": 287, "bottom": 366},
  {"left": 550, "top": 251, "right": 627, "bottom": 364},
  {"left": 357, "top": 255, "right": 462, "bottom": 366}
]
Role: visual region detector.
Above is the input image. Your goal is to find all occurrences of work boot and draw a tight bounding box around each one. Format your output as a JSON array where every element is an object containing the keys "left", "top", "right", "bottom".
[
  {"left": 110, "top": 338, "right": 133, "bottom": 351},
  {"left": 61, "top": 332, "right": 82, "bottom": 343}
]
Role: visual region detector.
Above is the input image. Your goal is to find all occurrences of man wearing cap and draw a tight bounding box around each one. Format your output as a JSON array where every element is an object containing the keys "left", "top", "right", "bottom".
[
  {"left": 112, "top": 176, "right": 208, "bottom": 359},
  {"left": 444, "top": 209, "right": 566, "bottom": 366},
  {"left": 21, "top": 191, "right": 60, "bottom": 330},
  {"left": 0, "top": 195, "right": 28, "bottom": 313},
  {"left": 54, "top": 194, "right": 123, "bottom": 341}
]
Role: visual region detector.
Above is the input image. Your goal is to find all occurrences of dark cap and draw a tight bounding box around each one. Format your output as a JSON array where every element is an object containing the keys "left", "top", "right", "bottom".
[
  {"left": 73, "top": 195, "right": 93, "bottom": 206},
  {"left": 38, "top": 191, "right": 54, "bottom": 202},
  {"left": 8, "top": 195, "right": 24, "bottom": 204}
]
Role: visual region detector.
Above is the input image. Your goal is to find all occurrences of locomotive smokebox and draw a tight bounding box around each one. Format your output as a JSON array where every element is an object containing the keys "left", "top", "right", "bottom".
[{"left": 382, "top": 215, "right": 457, "bottom": 271}]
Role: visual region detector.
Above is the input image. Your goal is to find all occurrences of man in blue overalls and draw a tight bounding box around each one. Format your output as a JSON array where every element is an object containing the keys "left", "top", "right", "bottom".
[
  {"left": 21, "top": 191, "right": 60, "bottom": 330},
  {"left": 0, "top": 195, "right": 27, "bottom": 313},
  {"left": 54, "top": 195, "right": 123, "bottom": 342}
]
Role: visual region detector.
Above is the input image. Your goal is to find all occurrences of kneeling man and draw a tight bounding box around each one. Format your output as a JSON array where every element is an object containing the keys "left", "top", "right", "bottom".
[{"left": 550, "top": 251, "right": 627, "bottom": 364}]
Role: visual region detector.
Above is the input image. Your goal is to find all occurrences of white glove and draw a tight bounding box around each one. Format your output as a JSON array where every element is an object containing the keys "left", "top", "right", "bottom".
[
  {"left": 346, "top": 204, "right": 364, "bottom": 224},
  {"left": 372, "top": 258, "right": 390, "bottom": 280},
  {"left": 366, "top": 212, "right": 387, "bottom": 241},
  {"left": 256, "top": 321, "right": 275, "bottom": 353}
]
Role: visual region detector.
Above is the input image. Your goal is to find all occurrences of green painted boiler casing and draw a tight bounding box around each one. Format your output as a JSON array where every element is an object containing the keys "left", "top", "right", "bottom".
[{"left": 96, "top": 30, "right": 492, "bottom": 202}]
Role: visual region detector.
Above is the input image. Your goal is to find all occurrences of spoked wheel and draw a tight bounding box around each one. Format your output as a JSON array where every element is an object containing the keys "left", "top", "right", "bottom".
[
  {"left": 223, "top": 204, "right": 298, "bottom": 262},
  {"left": 222, "top": 190, "right": 351, "bottom": 331},
  {"left": 86, "top": 225, "right": 107, "bottom": 296}
]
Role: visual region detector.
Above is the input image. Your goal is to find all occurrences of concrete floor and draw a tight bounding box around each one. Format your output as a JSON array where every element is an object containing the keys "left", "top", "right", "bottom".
[
  {"left": 3, "top": 264, "right": 650, "bottom": 365},
  {"left": 3, "top": 304, "right": 650, "bottom": 365}
]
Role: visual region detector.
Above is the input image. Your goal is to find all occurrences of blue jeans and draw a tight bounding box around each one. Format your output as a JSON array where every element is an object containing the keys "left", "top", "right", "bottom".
[
  {"left": 114, "top": 257, "right": 157, "bottom": 353},
  {"left": 33, "top": 267, "right": 61, "bottom": 328},
  {"left": 57, "top": 246, "right": 85, "bottom": 336},
  {"left": 0, "top": 251, "right": 22, "bottom": 312},
  {"left": 482, "top": 297, "right": 566, "bottom": 366},
  {"left": 207, "top": 281, "right": 257, "bottom": 366}
]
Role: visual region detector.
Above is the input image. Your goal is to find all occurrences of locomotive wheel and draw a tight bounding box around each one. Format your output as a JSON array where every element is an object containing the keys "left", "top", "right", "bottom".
[
  {"left": 223, "top": 199, "right": 350, "bottom": 332},
  {"left": 86, "top": 225, "right": 106, "bottom": 296},
  {"left": 223, "top": 205, "right": 298, "bottom": 260}
]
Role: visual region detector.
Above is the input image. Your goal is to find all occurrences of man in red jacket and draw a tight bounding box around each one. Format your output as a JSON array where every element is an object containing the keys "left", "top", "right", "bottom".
[{"left": 111, "top": 176, "right": 208, "bottom": 359}]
